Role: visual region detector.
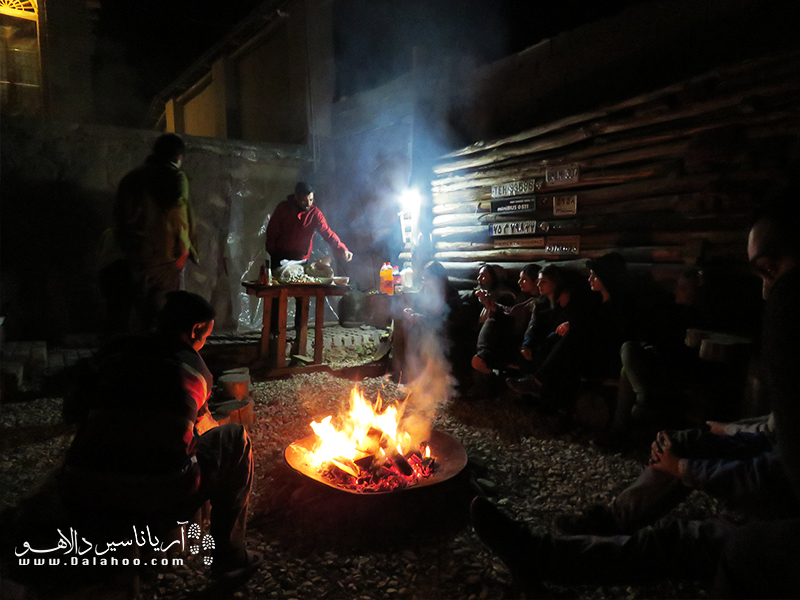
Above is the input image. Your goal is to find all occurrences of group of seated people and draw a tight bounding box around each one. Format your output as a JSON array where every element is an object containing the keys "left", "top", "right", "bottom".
[
  {"left": 466, "top": 194, "right": 800, "bottom": 598},
  {"left": 399, "top": 246, "right": 722, "bottom": 443}
]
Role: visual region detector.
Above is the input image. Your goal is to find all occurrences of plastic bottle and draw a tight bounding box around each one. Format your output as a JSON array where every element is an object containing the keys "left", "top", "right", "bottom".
[
  {"left": 393, "top": 265, "right": 402, "bottom": 294},
  {"left": 401, "top": 262, "right": 414, "bottom": 290},
  {"left": 380, "top": 262, "right": 394, "bottom": 295}
]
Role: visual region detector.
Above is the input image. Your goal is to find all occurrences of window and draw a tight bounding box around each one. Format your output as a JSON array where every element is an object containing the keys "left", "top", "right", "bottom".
[{"left": 0, "top": 0, "right": 41, "bottom": 115}]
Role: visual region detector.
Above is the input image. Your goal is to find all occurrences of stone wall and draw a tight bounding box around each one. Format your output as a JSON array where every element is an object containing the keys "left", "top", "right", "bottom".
[{"left": 0, "top": 117, "right": 312, "bottom": 341}]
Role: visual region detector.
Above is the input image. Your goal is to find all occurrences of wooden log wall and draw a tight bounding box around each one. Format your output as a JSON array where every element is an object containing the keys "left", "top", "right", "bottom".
[{"left": 409, "top": 50, "right": 800, "bottom": 287}]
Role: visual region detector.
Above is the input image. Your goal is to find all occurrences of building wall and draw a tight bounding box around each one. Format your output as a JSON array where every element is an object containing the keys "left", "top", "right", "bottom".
[
  {"left": 169, "top": 0, "right": 323, "bottom": 147},
  {"left": 0, "top": 117, "right": 312, "bottom": 341},
  {"left": 40, "top": 0, "right": 95, "bottom": 122},
  {"left": 325, "top": 0, "right": 800, "bottom": 295},
  {"left": 183, "top": 82, "right": 218, "bottom": 139},
  {"left": 448, "top": 0, "right": 800, "bottom": 143},
  {"left": 238, "top": 22, "right": 305, "bottom": 144}
]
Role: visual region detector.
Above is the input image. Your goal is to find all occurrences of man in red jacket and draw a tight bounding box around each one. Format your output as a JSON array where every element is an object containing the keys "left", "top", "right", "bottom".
[{"left": 266, "top": 181, "right": 353, "bottom": 267}]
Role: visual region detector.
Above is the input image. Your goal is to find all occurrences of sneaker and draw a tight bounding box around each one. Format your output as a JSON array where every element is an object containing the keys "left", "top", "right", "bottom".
[
  {"left": 470, "top": 497, "right": 542, "bottom": 591},
  {"left": 505, "top": 376, "right": 542, "bottom": 397},
  {"left": 551, "top": 504, "right": 622, "bottom": 536},
  {"left": 210, "top": 549, "right": 264, "bottom": 580}
]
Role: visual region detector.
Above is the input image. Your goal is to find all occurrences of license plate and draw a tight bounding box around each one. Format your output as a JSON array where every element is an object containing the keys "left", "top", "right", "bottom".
[
  {"left": 553, "top": 195, "right": 578, "bottom": 216},
  {"left": 491, "top": 179, "right": 540, "bottom": 198},
  {"left": 545, "top": 165, "right": 579, "bottom": 187},
  {"left": 489, "top": 220, "right": 538, "bottom": 236},
  {"left": 545, "top": 235, "right": 580, "bottom": 254},
  {"left": 491, "top": 197, "right": 535, "bottom": 213}
]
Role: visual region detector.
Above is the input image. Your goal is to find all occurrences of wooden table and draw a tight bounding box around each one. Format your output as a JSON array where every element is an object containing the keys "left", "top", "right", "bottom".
[{"left": 242, "top": 281, "right": 350, "bottom": 376}]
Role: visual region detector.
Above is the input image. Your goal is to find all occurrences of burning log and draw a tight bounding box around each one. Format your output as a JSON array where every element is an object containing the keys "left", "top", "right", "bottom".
[
  {"left": 390, "top": 452, "right": 414, "bottom": 477},
  {"left": 287, "top": 384, "right": 444, "bottom": 493}
]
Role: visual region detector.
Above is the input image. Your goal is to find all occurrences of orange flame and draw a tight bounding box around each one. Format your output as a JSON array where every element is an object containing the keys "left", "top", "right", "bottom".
[{"left": 302, "top": 386, "right": 413, "bottom": 471}]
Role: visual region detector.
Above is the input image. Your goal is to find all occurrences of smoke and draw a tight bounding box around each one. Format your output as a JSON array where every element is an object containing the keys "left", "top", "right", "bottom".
[{"left": 398, "top": 282, "right": 456, "bottom": 446}]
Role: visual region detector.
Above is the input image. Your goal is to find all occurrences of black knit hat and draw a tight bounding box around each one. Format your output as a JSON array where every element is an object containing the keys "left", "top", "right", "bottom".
[
  {"left": 295, "top": 181, "right": 314, "bottom": 196},
  {"left": 586, "top": 252, "right": 627, "bottom": 287}
]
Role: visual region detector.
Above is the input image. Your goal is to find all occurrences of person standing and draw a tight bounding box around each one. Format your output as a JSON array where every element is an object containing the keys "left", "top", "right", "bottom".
[
  {"left": 265, "top": 181, "right": 353, "bottom": 268},
  {"left": 113, "top": 133, "right": 198, "bottom": 331}
]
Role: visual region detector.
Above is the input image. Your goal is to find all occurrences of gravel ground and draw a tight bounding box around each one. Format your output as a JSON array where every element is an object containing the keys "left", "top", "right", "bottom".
[{"left": 0, "top": 352, "right": 723, "bottom": 600}]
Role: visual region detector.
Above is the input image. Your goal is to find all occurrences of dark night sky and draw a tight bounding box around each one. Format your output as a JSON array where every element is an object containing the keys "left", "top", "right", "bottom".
[{"left": 93, "top": 0, "right": 651, "bottom": 126}]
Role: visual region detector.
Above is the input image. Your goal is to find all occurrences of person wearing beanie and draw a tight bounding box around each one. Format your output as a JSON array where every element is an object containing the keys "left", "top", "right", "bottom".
[{"left": 265, "top": 181, "right": 353, "bottom": 268}]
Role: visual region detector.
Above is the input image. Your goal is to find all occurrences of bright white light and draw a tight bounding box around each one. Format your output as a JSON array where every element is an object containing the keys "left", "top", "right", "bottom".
[{"left": 400, "top": 189, "right": 421, "bottom": 214}]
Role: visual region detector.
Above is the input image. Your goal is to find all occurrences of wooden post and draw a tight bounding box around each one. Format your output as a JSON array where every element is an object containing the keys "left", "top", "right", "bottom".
[
  {"left": 314, "top": 290, "right": 325, "bottom": 364},
  {"left": 276, "top": 288, "right": 289, "bottom": 368},
  {"left": 261, "top": 294, "right": 273, "bottom": 359},
  {"left": 296, "top": 295, "right": 311, "bottom": 356}
]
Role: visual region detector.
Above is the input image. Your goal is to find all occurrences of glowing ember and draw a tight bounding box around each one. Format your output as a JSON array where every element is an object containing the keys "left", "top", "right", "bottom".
[{"left": 289, "top": 385, "right": 436, "bottom": 493}]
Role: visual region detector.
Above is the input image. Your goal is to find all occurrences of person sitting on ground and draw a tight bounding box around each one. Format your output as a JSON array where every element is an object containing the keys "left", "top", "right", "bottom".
[
  {"left": 516, "top": 265, "right": 570, "bottom": 369},
  {"left": 591, "top": 269, "right": 711, "bottom": 451},
  {"left": 471, "top": 263, "right": 541, "bottom": 376},
  {"left": 59, "top": 291, "right": 263, "bottom": 579},
  {"left": 554, "top": 413, "right": 792, "bottom": 537},
  {"left": 506, "top": 267, "right": 597, "bottom": 426},
  {"left": 470, "top": 198, "right": 800, "bottom": 598},
  {"left": 464, "top": 263, "right": 518, "bottom": 326},
  {"left": 584, "top": 252, "right": 640, "bottom": 378}
]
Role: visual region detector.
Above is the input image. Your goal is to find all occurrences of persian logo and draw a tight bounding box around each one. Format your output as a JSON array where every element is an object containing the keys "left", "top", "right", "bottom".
[{"left": 187, "top": 522, "right": 215, "bottom": 566}]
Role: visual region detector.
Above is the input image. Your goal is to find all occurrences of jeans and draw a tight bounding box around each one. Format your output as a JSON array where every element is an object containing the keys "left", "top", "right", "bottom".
[
  {"left": 541, "top": 517, "right": 734, "bottom": 585},
  {"left": 192, "top": 423, "right": 254, "bottom": 561},
  {"left": 608, "top": 428, "right": 782, "bottom": 533}
]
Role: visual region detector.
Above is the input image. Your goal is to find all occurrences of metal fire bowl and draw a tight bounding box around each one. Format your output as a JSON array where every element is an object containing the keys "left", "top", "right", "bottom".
[{"left": 285, "top": 430, "right": 468, "bottom": 495}]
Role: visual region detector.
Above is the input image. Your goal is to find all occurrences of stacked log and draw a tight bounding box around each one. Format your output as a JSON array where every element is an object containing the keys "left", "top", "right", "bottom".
[{"left": 408, "top": 50, "right": 800, "bottom": 285}]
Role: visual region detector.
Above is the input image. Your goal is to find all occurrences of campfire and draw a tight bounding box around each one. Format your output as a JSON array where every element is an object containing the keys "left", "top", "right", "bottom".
[{"left": 285, "top": 385, "right": 467, "bottom": 494}]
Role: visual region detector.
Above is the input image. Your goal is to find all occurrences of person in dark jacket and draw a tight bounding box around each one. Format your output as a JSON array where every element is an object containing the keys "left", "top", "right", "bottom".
[
  {"left": 507, "top": 266, "right": 597, "bottom": 424},
  {"left": 470, "top": 197, "right": 800, "bottom": 597},
  {"left": 472, "top": 263, "right": 541, "bottom": 375},
  {"left": 60, "top": 291, "right": 262, "bottom": 579},
  {"left": 265, "top": 181, "right": 353, "bottom": 268},
  {"left": 112, "top": 133, "right": 198, "bottom": 331}
]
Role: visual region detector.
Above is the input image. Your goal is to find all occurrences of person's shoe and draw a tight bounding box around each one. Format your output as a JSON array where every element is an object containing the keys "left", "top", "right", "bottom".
[
  {"left": 505, "top": 376, "right": 542, "bottom": 397},
  {"left": 470, "top": 497, "right": 542, "bottom": 591},
  {"left": 471, "top": 355, "right": 492, "bottom": 375},
  {"left": 551, "top": 504, "right": 622, "bottom": 536},
  {"left": 210, "top": 549, "right": 264, "bottom": 580}
]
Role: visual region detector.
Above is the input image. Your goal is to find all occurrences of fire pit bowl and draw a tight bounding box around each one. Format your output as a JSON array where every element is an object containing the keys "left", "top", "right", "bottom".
[{"left": 285, "top": 430, "right": 468, "bottom": 495}]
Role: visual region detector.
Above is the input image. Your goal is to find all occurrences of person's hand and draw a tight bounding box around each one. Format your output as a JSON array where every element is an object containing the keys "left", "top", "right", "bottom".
[
  {"left": 343, "top": 251, "right": 353, "bottom": 262},
  {"left": 476, "top": 290, "right": 496, "bottom": 311},
  {"left": 521, "top": 348, "right": 532, "bottom": 361},
  {"left": 404, "top": 307, "right": 420, "bottom": 325},
  {"left": 706, "top": 421, "right": 729, "bottom": 435},
  {"left": 649, "top": 431, "right": 681, "bottom": 475},
  {"left": 556, "top": 321, "right": 570, "bottom": 336}
]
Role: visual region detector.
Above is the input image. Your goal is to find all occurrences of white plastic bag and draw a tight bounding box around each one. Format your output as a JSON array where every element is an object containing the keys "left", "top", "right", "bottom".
[{"left": 277, "top": 259, "right": 307, "bottom": 283}]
